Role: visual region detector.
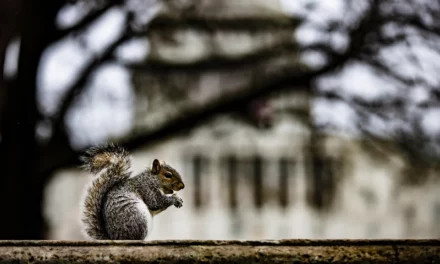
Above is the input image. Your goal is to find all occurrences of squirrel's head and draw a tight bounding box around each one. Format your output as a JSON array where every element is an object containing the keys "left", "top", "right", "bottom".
[{"left": 151, "top": 159, "right": 185, "bottom": 194}]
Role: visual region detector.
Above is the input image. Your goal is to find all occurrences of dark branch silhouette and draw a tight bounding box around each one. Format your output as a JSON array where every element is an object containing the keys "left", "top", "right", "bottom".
[{"left": 51, "top": 0, "right": 123, "bottom": 43}]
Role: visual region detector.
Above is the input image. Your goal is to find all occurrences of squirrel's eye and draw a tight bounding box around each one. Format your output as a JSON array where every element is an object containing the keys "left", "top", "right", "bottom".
[{"left": 164, "top": 172, "right": 172, "bottom": 179}]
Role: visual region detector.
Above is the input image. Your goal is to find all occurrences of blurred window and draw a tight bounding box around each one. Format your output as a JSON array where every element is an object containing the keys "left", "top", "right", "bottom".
[
  {"left": 252, "top": 156, "right": 264, "bottom": 209},
  {"left": 192, "top": 155, "right": 209, "bottom": 209},
  {"left": 308, "top": 156, "right": 341, "bottom": 210},
  {"left": 226, "top": 155, "right": 238, "bottom": 211},
  {"left": 279, "top": 157, "right": 295, "bottom": 208}
]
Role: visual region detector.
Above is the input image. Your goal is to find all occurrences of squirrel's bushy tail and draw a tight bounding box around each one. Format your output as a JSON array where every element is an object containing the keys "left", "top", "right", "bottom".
[{"left": 80, "top": 143, "right": 131, "bottom": 240}]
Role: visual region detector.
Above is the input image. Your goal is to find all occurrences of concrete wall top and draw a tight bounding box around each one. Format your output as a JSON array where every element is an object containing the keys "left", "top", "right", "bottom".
[{"left": 0, "top": 239, "right": 439, "bottom": 263}]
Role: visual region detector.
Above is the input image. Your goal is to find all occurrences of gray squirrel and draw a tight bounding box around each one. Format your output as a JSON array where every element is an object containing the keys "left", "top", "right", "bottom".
[{"left": 80, "top": 144, "right": 185, "bottom": 240}]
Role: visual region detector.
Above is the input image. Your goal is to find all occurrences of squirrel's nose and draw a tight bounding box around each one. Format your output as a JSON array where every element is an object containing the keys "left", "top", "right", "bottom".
[{"left": 179, "top": 183, "right": 185, "bottom": 190}]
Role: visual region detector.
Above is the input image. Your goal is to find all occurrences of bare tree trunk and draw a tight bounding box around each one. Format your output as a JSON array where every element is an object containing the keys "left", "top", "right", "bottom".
[
  {"left": 0, "top": 0, "right": 61, "bottom": 239},
  {"left": 0, "top": 0, "right": 22, "bottom": 134}
]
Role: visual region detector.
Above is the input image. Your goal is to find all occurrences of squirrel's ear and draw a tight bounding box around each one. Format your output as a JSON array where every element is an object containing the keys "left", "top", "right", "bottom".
[{"left": 152, "top": 159, "right": 161, "bottom": 174}]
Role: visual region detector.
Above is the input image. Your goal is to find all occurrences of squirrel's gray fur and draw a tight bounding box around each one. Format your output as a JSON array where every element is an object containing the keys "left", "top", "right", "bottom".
[{"left": 80, "top": 143, "right": 184, "bottom": 240}]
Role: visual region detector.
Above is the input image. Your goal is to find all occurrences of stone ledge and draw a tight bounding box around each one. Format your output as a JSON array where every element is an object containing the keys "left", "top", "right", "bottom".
[{"left": 0, "top": 239, "right": 439, "bottom": 263}]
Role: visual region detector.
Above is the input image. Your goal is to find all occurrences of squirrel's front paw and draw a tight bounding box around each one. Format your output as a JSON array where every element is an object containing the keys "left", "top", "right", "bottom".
[{"left": 173, "top": 196, "right": 183, "bottom": 208}]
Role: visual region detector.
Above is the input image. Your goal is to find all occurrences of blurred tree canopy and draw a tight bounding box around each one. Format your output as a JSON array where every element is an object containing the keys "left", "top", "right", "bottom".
[{"left": 0, "top": 0, "right": 439, "bottom": 238}]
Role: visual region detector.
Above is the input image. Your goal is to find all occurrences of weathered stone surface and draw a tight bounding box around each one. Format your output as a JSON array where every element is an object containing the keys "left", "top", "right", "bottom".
[{"left": 0, "top": 240, "right": 439, "bottom": 263}]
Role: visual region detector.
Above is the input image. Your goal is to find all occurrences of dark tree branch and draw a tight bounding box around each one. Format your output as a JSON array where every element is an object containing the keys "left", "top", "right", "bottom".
[
  {"left": 318, "top": 90, "right": 404, "bottom": 118},
  {"left": 359, "top": 55, "right": 440, "bottom": 108},
  {"left": 392, "top": 15, "right": 440, "bottom": 35},
  {"left": 359, "top": 55, "right": 415, "bottom": 86},
  {"left": 39, "top": 13, "right": 136, "bottom": 176},
  {"left": 51, "top": 0, "right": 123, "bottom": 43},
  {"left": 147, "top": 14, "right": 301, "bottom": 32},
  {"left": 124, "top": 43, "right": 298, "bottom": 72},
  {"left": 50, "top": 13, "right": 134, "bottom": 135},
  {"left": 300, "top": 43, "right": 339, "bottom": 57},
  {"left": 120, "top": 0, "right": 381, "bottom": 155},
  {"left": 39, "top": 0, "right": 382, "bottom": 174}
]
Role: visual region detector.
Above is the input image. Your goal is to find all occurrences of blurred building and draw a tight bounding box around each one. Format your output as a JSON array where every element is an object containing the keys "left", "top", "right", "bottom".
[
  {"left": 43, "top": 0, "right": 440, "bottom": 240},
  {"left": 45, "top": 88, "right": 440, "bottom": 240}
]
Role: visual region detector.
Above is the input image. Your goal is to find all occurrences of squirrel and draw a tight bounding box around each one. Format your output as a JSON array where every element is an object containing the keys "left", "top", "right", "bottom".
[{"left": 80, "top": 143, "right": 185, "bottom": 240}]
